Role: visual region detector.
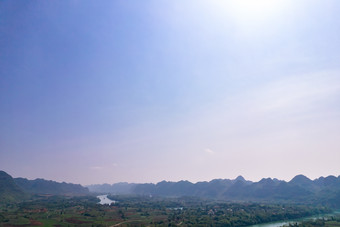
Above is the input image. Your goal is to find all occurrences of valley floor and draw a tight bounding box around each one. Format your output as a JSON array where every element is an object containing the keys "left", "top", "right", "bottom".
[{"left": 0, "top": 195, "right": 336, "bottom": 227}]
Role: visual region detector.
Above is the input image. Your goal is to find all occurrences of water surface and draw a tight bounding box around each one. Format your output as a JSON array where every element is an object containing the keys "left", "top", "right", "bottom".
[
  {"left": 97, "top": 194, "right": 116, "bottom": 205},
  {"left": 248, "top": 211, "right": 340, "bottom": 227}
]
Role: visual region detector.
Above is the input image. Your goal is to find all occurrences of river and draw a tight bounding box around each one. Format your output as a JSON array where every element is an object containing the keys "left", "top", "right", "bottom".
[
  {"left": 94, "top": 196, "right": 339, "bottom": 225},
  {"left": 247, "top": 211, "right": 340, "bottom": 227},
  {"left": 97, "top": 194, "right": 116, "bottom": 205}
]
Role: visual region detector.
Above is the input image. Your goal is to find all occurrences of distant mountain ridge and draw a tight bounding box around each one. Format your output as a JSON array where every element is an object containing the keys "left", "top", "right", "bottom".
[
  {"left": 88, "top": 174, "right": 340, "bottom": 207},
  {"left": 14, "top": 177, "right": 89, "bottom": 196},
  {"left": 87, "top": 182, "right": 136, "bottom": 194},
  {"left": 0, "top": 170, "right": 89, "bottom": 202},
  {"left": 2, "top": 170, "right": 340, "bottom": 207},
  {"left": 0, "top": 171, "right": 27, "bottom": 202}
]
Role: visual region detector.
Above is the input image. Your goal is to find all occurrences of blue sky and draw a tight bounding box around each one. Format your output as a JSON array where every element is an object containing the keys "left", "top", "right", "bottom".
[{"left": 1, "top": 0, "right": 340, "bottom": 185}]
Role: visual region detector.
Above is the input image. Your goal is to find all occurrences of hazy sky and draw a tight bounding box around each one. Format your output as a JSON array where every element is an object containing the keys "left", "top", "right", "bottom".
[{"left": 1, "top": 0, "right": 340, "bottom": 185}]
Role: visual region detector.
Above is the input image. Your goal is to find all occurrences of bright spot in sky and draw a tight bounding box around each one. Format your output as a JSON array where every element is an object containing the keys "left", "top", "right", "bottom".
[
  {"left": 1, "top": 0, "right": 340, "bottom": 184},
  {"left": 212, "top": 0, "right": 291, "bottom": 30},
  {"left": 228, "top": 0, "right": 287, "bottom": 15}
]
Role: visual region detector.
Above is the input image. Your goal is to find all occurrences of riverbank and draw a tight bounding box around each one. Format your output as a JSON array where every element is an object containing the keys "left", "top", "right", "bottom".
[
  {"left": 248, "top": 210, "right": 340, "bottom": 227},
  {"left": 97, "top": 194, "right": 116, "bottom": 205}
]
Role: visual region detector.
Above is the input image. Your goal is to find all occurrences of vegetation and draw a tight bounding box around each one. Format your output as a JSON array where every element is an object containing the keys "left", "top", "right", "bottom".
[
  {"left": 1, "top": 171, "right": 339, "bottom": 226},
  {"left": 0, "top": 170, "right": 89, "bottom": 202},
  {"left": 89, "top": 175, "right": 340, "bottom": 208},
  {"left": 14, "top": 178, "right": 89, "bottom": 196},
  {"left": 0, "top": 195, "right": 332, "bottom": 227},
  {"left": 0, "top": 171, "right": 28, "bottom": 202},
  {"left": 288, "top": 215, "right": 340, "bottom": 226}
]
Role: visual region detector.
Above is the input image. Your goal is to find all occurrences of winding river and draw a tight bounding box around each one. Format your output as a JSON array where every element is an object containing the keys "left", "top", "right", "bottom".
[
  {"left": 97, "top": 194, "right": 116, "bottom": 205},
  {"left": 94, "top": 196, "right": 339, "bottom": 226},
  {"left": 247, "top": 211, "right": 340, "bottom": 227}
]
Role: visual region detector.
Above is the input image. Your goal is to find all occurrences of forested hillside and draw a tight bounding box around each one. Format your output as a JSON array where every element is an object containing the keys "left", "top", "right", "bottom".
[
  {"left": 89, "top": 174, "right": 340, "bottom": 207},
  {"left": 0, "top": 170, "right": 89, "bottom": 202}
]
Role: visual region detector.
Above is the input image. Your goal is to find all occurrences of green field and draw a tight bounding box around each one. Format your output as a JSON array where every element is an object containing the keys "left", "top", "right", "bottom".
[{"left": 0, "top": 195, "right": 335, "bottom": 227}]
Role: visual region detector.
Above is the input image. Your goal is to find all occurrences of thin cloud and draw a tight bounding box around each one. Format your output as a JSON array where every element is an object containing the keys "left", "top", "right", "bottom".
[{"left": 205, "top": 148, "right": 214, "bottom": 154}]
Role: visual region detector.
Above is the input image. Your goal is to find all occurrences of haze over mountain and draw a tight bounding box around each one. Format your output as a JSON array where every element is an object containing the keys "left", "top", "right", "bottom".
[
  {"left": 0, "top": 171, "right": 27, "bottom": 202},
  {"left": 88, "top": 174, "right": 340, "bottom": 208},
  {"left": 0, "top": 170, "right": 89, "bottom": 201},
  {"left": 14, "top": 178, "right": 89, "bottom": 196},
  {"left": 1, "top": 170, "right": 339, "bottom": 208}
]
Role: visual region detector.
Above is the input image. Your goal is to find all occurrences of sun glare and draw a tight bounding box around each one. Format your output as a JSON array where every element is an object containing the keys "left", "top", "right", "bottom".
[
  {"left": 212, "top": 0, "right": 290, "bottom": 30},
  {"left": 229, "top": 0, "right": 284, "bottom": 15}
]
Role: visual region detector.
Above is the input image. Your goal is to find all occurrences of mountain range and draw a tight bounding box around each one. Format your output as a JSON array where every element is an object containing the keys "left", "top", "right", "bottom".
[
  {"left": 1, "top": 170, "right": 340, "bottom": 208},
  {"left": 88, "top": 174, "right": 340, "bottom": 207},
  {"left": 0, "top": 170, "right": 89, "bottom": 202},
  {"left": 0, "top": 171, "right": 27, "bottom": 202}
]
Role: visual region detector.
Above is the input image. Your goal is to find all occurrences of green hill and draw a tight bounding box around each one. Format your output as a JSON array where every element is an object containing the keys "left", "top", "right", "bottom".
[
  {"left": 89, "top": 175, "right": 340, "bottom": 207},
  {"left": 0, "top": 170, "right": 27, "bottom": 202},
  {"left": 14, "top": 177, "right": 89, "bottom": 196}
]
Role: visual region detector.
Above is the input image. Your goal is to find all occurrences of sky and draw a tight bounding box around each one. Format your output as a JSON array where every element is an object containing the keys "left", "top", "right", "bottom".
[{"left": 1, "top": 0, "right": 340, "bottom": 185}]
